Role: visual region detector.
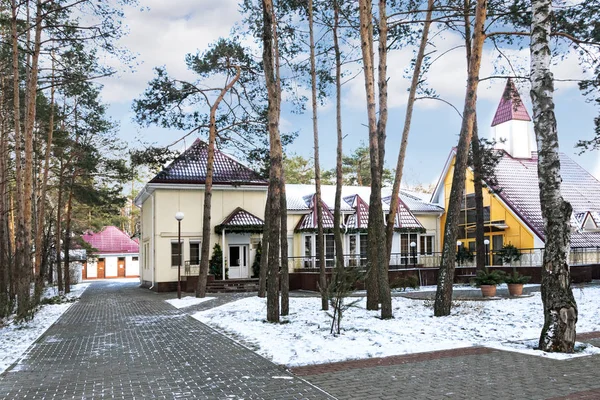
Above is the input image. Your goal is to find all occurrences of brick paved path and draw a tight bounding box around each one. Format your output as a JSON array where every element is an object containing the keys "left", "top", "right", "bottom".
[
  {"left": 294, "top": 335, "right": 600, "bottom": 400},
  {"left": 0, "top": 281, "right": 333, "bottom": 400}
]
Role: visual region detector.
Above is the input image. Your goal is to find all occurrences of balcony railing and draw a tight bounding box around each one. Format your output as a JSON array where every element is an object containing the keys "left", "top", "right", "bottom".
[{"left": 290, "top": 247, "right": 600, "bottom": 270}]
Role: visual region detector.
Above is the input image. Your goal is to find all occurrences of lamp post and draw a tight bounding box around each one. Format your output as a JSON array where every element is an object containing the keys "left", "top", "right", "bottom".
[
  {"left": 456, "top": 240, "right": 462, "bottom": 267},
  {"left": 175, "top": 211, "right": 184, "bottom": 299},
  {"left": 410, "top": 241, "right": 417, "bottom": 269},
  {"left": 484, "top": 239, "right": 490, "bottom": 267}
]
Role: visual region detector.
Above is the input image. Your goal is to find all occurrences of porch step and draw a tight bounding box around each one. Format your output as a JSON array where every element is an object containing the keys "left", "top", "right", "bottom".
[{"left": 207, "top": 278, "right": 259, "bottom": 293}]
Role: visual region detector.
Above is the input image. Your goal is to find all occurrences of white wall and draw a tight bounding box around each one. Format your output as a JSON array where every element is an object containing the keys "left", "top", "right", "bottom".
[
  {"left": 86, "top": 259, "right": 98, "bottom": 278},
  {"left": 126, "top": 255, "right": 139, "bottom": 276}
]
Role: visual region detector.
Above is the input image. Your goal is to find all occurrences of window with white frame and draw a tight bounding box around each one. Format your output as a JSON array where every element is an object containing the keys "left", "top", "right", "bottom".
[
  {"left": 304, "top": 235, "right": 312, "bottom": 257},
  {"left": 189, "top": 240, "right": 200, "bottom": 265}
]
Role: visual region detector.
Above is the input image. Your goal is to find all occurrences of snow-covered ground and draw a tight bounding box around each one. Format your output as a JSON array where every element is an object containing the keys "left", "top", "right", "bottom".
[
  {"left": 165, "top": 296, "right": 215, "bottom": 309},
  {"left": 0, "top": 283, "right": 90, "bottom": 374},
  {"left": 193, "top": 286, "right": 600, "bottom": 366}
]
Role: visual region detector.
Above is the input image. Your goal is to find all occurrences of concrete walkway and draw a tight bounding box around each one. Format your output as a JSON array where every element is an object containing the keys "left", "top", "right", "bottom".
[{"left": 0, "top": 281, "right": 333, "bottom": 399}]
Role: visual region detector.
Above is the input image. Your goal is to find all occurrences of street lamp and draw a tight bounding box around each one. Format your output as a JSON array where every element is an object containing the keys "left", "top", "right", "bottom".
[
  {"left": 410, "top": 241, "right": 417, "bottom": 268},
  {"left": 456, "top": 240, "right": 462, "bottom": 267},
  {"left": 175, "top": 211, "right": 184, "bottom": 299},
  {"left": 484, "top": 239, "right": 490, "bottom": 267}
]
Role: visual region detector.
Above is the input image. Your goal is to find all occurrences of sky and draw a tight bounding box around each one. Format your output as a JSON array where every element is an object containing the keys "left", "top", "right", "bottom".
[{"left": 100, "top": 0, "right": 600, "bottom": 187}]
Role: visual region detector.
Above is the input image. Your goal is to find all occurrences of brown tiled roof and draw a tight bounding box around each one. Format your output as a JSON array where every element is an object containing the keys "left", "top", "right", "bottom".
[
  {"left": 150, "top": 139, "right": 267, "bottom": 186},
  {"left": 295, "top": 195, "right": 336, "bottom": 231},
  {"left": 215, "top": 207, "right": 264, "bottom": 233},
  {"left": 382, "top": 196, "right": 425, "bottom": 230},
  {"left": 491, "top": 79, "right": 531, "bottom": 127}
]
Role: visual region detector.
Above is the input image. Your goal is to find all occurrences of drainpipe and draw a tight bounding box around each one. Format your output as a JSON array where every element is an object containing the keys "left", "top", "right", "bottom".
[
  {"left": 149, "top": 194, "right": 155, "bottom": 290},
  {"left": 222, "top": 228, "right": 226, "bottom": 280}
]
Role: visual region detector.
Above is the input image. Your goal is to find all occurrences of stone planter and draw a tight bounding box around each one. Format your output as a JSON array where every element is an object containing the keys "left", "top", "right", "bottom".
[
  {"left": 480, "top": 285, "right": 497, "bottom": 297},
  {"left": 508, "top": 283, "right": 524, "bottom": 296}
]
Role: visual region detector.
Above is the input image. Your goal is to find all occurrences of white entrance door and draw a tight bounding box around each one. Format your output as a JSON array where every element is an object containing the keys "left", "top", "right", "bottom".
[{"left": 229, "top": 245, "right": 249, "bottom": 279}]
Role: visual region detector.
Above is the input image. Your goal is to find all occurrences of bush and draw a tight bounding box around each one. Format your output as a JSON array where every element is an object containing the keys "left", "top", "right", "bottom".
[
  {"left": 456, "top": 246, "right": 474, "bottom": 265},
  {"left": 504, "top": 271, "right": 530, "bottom": 284},
  {"left": 472, "top": 269, "right": 505, "bottom": 287},
  {"left": 391, "top": 274, "right": 420, "bottom": 291},
  {"left": 327, "top": 266, "right": 365, "bottom": 335},
  {"left": 252, "top": 241, "right": 262, "bottom": 278},
  {"left": 497, "top": 243, "right": 521, "bottom": 264},
  {"left": 209, "top": 244, "right": 228, "bottom": 280}
]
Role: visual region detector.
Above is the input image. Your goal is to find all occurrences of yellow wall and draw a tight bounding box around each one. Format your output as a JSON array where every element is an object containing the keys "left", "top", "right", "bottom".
[{"left": 440, "top": 157, "right": 535, "bottom": 251}]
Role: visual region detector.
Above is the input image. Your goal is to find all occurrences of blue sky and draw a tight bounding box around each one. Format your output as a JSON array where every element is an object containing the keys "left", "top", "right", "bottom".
[{"left": 101, "top": 0, "right": 600, "bottom": 187}]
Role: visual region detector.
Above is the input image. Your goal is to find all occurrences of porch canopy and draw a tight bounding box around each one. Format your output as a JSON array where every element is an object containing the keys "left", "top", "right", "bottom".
[{"left": 215, "top": 207, "right": 264, "bottom": 234}]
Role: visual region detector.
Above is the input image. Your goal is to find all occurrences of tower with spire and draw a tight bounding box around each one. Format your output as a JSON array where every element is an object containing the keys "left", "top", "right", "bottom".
[{"left": 490, "top": 79, "right": 536, "bottom": 159}]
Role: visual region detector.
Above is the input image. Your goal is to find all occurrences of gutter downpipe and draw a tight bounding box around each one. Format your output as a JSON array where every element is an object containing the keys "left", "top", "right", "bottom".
[
  {"left": 222, "top": 228, "right": 226, "bottom": 280},
  {"left": 149, "top": 193, "right": 156, "bottom": 290}
]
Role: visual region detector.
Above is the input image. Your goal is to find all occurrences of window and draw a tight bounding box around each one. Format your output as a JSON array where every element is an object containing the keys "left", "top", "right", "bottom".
[
  {"left": 132, "top": 256, "right": 139, "bottom": 261},
  {"left": 171, "top": 241, "right": 182, "bottom": 266},
  {"left": 304, "top": 236, "right": 312, "bottom": 257},
  {"left": 349, "top": 235, "right": 357, "bottom": 255},
  {"left": 419, "top": 236, "right": 434, "bottom": 255},
  {"left": 458, "top": 194, "right": 490, "bottom": 240},
  {"left": 359, "top": 234, "right": 368, "bottom": 258},
  {"left": 325, "top": 234, "right": 335, "bottom": 266},
  {"left": 189, "top": 241, "right": 200, "bottom": 265}
]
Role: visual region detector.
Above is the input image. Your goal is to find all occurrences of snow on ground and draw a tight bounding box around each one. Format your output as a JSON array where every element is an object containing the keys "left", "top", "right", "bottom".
[
  {"left": 0, "top": 283, "right": 90, "bottom": 374},
  {"left": 165, "top": 296, "right": 215, "bottom": 309},
  {"left": 193, "top": 286, "right": 600, "bottom": 366}
]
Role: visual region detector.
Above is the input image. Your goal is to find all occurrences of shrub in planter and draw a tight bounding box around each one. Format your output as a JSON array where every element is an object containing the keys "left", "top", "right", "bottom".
[
  {"left": 252, "top": 241, "right": 262, "bottom": 278},
  {"left": 472, "top": 269, "right": 505, "bottom": 297},
  {"left": 504, "top": 271, "right": 530, "bottom": 296},
  {"left": 209, "top": 244, "right": 228, "bottom": 280}
]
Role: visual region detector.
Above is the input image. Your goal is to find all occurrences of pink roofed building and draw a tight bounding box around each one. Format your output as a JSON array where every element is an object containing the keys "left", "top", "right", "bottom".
[{"left": 81, "top": 226, "right": 140, "bottom": 279}]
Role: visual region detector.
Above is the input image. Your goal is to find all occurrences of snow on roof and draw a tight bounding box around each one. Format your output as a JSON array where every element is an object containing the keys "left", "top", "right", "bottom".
[
  {"left": 491, "top": 78, "right": 531, "bottom": 127},
  {"left": 217, "top": 207, "right": 264, "bottom": 231},
  {"left": 149, "top": 139, "right": 268, "bottom": 186},
  {"left": 492, "top": 152, "right": 600, "bottom": 247},
  {"left": 81, "top": 226, "right": 139, "bottom": 254}
]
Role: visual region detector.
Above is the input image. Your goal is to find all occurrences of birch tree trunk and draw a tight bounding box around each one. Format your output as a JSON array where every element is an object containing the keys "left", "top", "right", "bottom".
[
  {"left": 307, "top": 0, "right": 328, "bottom": 311},
  {"left": 530, "top": 0, "right": 577, "bottom": 353},
  {"left": 280, "top": 179, "right": 289, "bottom": 315},
  {"left": 434, "top": 0, "right": 487, "bottom": 317},
  {"left": 385, "top": 0, "right": 434, "bottom": 261}
]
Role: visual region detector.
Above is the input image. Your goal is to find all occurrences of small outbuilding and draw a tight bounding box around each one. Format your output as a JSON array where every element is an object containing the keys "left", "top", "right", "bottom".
[{"left": 81, "top": 226, "right": 140, "bottom": 279}]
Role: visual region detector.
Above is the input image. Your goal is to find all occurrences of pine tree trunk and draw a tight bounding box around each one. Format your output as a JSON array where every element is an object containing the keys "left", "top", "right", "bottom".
[
  {"left": 280, "top": 179, "right": 289, "bottom": 316},
  {"left": 375, "top": 0, "right": 392, "bottom": 319},
  {"left": 530, "top": 0, "right": 577, "bottom": 353},
  {"left": 0, "top": 75, "right": 8, "bottom": 318},
  {"left": 434, "top": 0, "right": 487, "bottom": 317},
  {"left": 471, "top": 121, "right": 487, "bottom": 270},
  {"left": 358, "top": 0, "right": 380, "bottom": 311},
  {"left": 258, "top": 196, "right": 269, "bottom": 298},
  {"left": 307, "top": 0, "right": 328, "bottom": 311},
  {"left": 332, "top": 0, "right": 345, "bottom": 273},
  {"left": 56, "top": 165, "right": 64, "bottom": 293},
  {"left": 196, "top": 68, "right": 241, "bottom": 298},
  {"left": 385, "top": 0, "right": 434, "bottom": 261},
  {"left": 63, "top": 188, "right": 74, "bottom": 294},
  {"left": 462, "top": 0, "right": 486, "bottom": 271},
  {"left": 263, "top": 0, "right": 282, "bottom": 323}
]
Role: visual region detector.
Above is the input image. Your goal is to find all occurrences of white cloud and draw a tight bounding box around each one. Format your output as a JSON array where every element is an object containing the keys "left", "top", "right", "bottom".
[{"left": 100, "top": 0, "right": 241, "bottom": 104}]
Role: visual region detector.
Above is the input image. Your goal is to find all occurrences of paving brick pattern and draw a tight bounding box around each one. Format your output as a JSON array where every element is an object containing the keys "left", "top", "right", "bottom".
[
  {"left": 301, "top": 346, "right": 600, "bottom": 400},
  {"left": 0, "top": 281, "right": 333, "bottom": 400}
]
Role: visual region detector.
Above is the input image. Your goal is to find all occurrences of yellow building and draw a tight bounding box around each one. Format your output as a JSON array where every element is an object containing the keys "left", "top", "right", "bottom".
[
  {"left": 431, "top": 79, "right": 600, "bottom": 260},
  {"left": 135, "top": 139, "right": 444, "bottom": 291}
]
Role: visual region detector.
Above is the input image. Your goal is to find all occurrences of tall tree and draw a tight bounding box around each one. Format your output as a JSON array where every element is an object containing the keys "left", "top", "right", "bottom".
[
  {"left": 530, "top": 0, "right": 577, "bottom": 353},
  {"left": 434, "top": 0, "right": 488, "bottom": 317},
  {"left": 307, "top": 0, "right": 328, "bottom": 311},
  {"left": 385, "top": 0, "right": 435, "bottom": 262}
]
